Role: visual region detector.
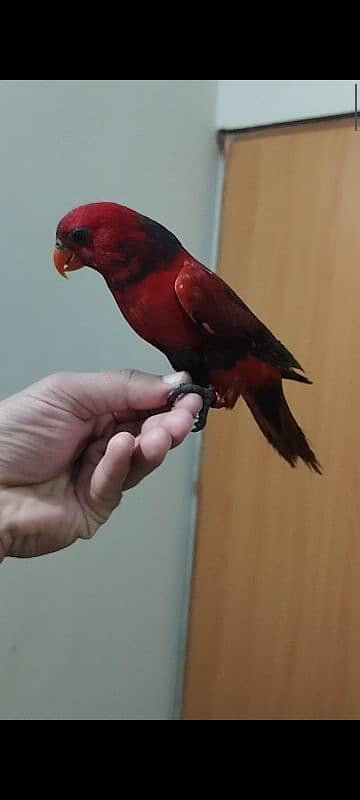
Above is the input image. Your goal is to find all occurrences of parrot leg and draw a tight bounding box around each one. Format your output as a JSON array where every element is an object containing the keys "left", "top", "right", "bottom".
[{"left": 168, "top": 384, "right": 218, "bottom": 433}]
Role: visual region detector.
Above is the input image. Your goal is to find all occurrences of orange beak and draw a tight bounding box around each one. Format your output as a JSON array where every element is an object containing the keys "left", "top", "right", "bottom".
[{"left": 53, "top": 248, "right": 85, "bottom": 279}]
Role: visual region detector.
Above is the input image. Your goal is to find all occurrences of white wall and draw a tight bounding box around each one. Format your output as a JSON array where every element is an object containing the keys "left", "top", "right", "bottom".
[
  {"left": 0, "top": 80, "right": 218, "bottom": 720},
  {"left": 217, "top": 80, "right": 357, "bottom": 129}
]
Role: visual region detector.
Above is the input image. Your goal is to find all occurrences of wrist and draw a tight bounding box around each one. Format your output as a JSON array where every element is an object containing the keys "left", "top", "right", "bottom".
[{"left": 0, "top": 487, "right": 15, "bottom": 561}]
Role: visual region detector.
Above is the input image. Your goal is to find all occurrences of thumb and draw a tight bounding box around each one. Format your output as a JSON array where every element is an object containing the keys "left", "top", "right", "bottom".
[{"left": 38, "top": 370, "right": 190, "bottom": 420}]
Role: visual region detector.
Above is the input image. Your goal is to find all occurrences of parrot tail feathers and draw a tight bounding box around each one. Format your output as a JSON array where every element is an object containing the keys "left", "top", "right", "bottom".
[
  {"left": 281, "top": 368, "right": 312, "bottom": 385},
  {"left": 243, "top": 382, "right": 322, "bottom": 474}
]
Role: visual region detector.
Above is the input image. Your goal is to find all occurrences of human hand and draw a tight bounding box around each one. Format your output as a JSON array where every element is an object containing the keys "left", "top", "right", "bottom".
[{"left": 0, "top": 370, "right": 201, "bottom": 560}]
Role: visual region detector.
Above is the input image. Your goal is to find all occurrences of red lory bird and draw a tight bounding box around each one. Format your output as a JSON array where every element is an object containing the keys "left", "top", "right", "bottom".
[{"left": 53, "top": 202, "right": 321, "bottom": 473}]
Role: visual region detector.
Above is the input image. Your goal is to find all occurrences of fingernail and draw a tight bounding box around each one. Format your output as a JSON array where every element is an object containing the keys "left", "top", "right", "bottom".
[{"left": 163, "top": 372, "right": 187, "bottom": 386}]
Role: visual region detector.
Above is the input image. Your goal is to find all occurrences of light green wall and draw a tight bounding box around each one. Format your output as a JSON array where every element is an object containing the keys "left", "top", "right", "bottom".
[
  {"left": 0, "top": 80, "right": 218, "bottom": 720},
  {"left": 218, "top": 80, "right": 356, "bottom": 128}
]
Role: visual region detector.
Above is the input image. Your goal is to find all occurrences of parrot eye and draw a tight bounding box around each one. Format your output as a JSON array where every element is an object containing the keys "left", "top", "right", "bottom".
[{"left": 69, "top": 227, "right": 90, "bottom": 245}]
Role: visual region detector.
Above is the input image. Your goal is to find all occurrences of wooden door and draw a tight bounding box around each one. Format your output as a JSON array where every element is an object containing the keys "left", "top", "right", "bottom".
[{"left": 183, "top": 118, "right": 360, "bottom": 720}]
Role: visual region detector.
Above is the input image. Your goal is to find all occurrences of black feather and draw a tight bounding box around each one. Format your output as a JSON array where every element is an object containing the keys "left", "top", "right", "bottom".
[{"left": 243, "top": 382, "right": 322, "bottom": 474}]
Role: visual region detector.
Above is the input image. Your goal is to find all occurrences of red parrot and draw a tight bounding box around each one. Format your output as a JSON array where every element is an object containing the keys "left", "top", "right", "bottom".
[{"left": 53, "top": 202, "right": 321, "bottom": 473}]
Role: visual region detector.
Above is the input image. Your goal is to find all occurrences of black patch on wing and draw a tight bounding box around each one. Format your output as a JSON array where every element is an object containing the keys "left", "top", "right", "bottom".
[
  {"left": 164, "top": 334, "right": 309, "bottom": 387},
  {"left": 163, "top": 345, "right": 243, "bottom": 386},
  {"left": 248, "top": 329, "right": 305, "bottom": 373}
]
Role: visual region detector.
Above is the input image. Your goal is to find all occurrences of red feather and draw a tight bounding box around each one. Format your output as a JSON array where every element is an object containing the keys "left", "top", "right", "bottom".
[{"left": 55, "top": 203, "right": 321, "bottom": 473}]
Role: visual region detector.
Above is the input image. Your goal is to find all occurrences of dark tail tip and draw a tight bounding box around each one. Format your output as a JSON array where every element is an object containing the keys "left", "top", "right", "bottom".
[
  {"left": 243, "top": 383, "right": 322, "bottom": 475},
  {"left": 296, "top": 447, "right": 322, "bottom": 475},
  {"left": 282, "top": 368, "right": 313, "bottom": 386}
]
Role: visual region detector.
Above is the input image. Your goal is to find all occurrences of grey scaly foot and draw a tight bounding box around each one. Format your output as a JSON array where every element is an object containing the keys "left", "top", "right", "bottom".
[{"left": 168, "top": 384, "right": 217, "bottom": 432}]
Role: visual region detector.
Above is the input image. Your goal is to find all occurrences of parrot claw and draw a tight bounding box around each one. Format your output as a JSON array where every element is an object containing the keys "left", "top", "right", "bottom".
[{"left": 168, "top": 384, "right": 217, "bottom": 433}]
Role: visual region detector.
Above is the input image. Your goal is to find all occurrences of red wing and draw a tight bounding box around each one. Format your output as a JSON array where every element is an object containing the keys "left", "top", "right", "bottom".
[
  {"left": 174, "top": 260, "right": 262, "bottom": 340},
  {"left": 174, "top": 260, "right": 306, "bottom": 376}
]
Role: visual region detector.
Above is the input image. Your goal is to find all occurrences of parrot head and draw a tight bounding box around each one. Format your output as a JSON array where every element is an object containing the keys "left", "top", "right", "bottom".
[
  {"left": 53, "top": 202, "right": 181, "bottom": 283},
  {"left": 54, "top": 202, "right": 142, "bottom": 278}
]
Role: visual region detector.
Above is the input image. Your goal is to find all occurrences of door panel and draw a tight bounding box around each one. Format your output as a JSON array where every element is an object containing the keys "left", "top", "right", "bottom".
[{"left": 183, "top": 119, "right": 360, "bottom": 720}]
